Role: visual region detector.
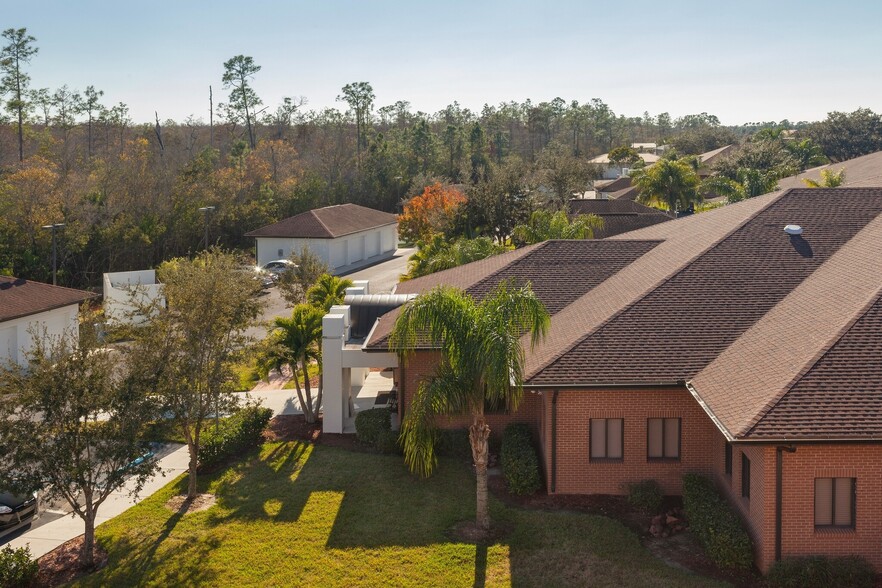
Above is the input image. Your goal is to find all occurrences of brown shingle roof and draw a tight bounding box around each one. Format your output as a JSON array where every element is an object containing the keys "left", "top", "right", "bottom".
[
  {"left": 530, "top": 189, "right": 882, "bottom": 387},
  {"left": 245, "top": 204, "right": 397, "bottom": 239},
  {"left": 569, "top": 199, "right": 673, "bottom": 238},
  {"left": 365, "top": 240, "right": 660, "bottom": 349},
  {"left": 0, "top": 276, "right": 96, "bottom": 322},
  {"left": 594, "top": 177, "right": 632, "bottom": 193}
]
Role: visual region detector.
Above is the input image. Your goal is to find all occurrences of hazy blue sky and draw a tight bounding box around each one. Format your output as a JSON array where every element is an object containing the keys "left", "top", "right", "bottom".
[{"left": 7, "top": 0, "right": 882, "bottom": 125}]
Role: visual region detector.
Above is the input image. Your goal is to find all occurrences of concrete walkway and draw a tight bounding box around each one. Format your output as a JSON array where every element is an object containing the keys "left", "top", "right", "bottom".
[{"left": 3, "top": 443, "right": 189, "bottom": 559}]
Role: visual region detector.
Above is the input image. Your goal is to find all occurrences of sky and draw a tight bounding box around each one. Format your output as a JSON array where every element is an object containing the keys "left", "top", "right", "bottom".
[{"left": 7, "top": 0, "right": 882, "bottom": 126}]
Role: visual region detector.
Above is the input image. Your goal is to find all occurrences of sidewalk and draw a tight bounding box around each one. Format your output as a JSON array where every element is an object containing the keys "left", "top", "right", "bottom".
[{"left": 5, "top": 443, "right": 190, "bottom": 559}]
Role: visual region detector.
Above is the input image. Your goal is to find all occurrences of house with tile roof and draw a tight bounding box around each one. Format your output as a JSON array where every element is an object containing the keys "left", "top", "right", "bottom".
[
  {"left": 245, "top": 204, "right": 398, "bottom": 274},
  {"left": 0, "top": 276, "right": 96, "bottom": 367},
  {"left": 350, "top": 186, "right": 882, "bottom": 572}
]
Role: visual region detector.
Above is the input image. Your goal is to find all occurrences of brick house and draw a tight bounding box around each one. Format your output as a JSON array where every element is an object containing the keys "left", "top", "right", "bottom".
[{"left": 363, "top": 187, "right": 882, "bottom": 572}]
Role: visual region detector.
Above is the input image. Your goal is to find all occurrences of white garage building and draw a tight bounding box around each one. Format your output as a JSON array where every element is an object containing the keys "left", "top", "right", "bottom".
[
  {"left": 246, "top": 204, "right": 398, "bottom": 274},
  {"left": 0, "top": 276, "right": 96, "bottom": 367}
]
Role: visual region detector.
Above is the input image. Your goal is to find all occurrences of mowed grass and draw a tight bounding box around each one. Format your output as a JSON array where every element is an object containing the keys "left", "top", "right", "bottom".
[{"left": 76, "top": 442, "right": 727, "bottom": 588}]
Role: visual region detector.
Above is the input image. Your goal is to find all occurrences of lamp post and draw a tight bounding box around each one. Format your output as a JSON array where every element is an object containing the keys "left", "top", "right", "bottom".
[
  {"left": 198, "top": 206, "right": 216, "bottom": 250},
  {"left": 41, "top": 223, "right": 65, "bottom": 285}
]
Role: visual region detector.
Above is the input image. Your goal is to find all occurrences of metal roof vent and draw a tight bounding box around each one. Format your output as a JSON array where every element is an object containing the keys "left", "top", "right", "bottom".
[{"left": 784, "top": 224, "right": 803, "bottom": 236}]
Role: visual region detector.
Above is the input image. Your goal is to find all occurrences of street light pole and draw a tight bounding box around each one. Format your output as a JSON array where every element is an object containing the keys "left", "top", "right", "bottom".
[
  {"left": 198, "top": 206, "right": 216, "bottom": 250},
  {"left": 41, "top": 223, "right": 65, "bottom": 285}
]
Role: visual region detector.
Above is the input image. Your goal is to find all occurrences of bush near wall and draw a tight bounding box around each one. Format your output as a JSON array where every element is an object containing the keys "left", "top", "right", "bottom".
[
  {"left": 198, "top": 405, "right": 272, "bottom": 471},
  {"left": 0, "top": 545, "right": 38, "bottom": 588},
  {"left": 682, "top": 473, "right": 754, "bottom": 571},
  {"left": 627, "top": 479, "right": 664, "bottom": 514},
  {"left": 354, "top": 408, "right": 400, "bottom": 454},
  {"left": 500, "top": 423, "right": 542, "bottom": 495},
  {"left": 436, "top": 428, "right": 472, "bottom": 459},
  {"left": 766, "top": 556, "right": 875, "bottom": 588}
]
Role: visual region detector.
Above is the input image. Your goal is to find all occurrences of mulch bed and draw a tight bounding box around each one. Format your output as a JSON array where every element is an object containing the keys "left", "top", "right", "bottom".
[
  {"left": 264, "top": 414, "right": 371, "bottom": 452},
  {"left": 36, "top": 535, "right": 108, "bottom": 588}
]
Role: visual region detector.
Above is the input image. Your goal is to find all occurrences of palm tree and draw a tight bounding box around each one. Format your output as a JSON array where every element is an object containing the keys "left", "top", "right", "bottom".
[
  {"left": 259, "top": 304, "right": 324, "bottom": 423},
  {"left": 307, "top": 273, "right": 354, "bottom": 312},
  {"left": 389, "top": 282, "right": 550, "bottom": 534},
  {"left": 803, "top": 168, "right": 846, "bottom": 188},
  {"left": 702, "top": 167, "right": 780, "bottom": 202},
  {"left": 512, "top": 209, "right": 603, "bottom": 245},
  {"left": 632, "top": 157, "right": 702, "bottom": 214}
]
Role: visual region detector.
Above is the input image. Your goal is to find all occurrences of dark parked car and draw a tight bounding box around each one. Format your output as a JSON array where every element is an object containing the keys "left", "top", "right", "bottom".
[{"left": 0, "top": 492, "right": 39, "bottom": 536}]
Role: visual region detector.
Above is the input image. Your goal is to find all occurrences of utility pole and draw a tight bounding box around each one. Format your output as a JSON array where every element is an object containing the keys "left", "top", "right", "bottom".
[
  {"left": 41, "top": 223, "right": 65, "bottom": 285},
  {"left": 198, "top": 206, "right": 216, "bottom": 249},
  {"left": 209, "top": 85, "right": 213, "bottom": 149}
]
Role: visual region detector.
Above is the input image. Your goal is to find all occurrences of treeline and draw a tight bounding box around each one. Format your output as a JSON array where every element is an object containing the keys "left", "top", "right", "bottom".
[{"left": 2, "top": 27, "right": 882, "bottom": 288}]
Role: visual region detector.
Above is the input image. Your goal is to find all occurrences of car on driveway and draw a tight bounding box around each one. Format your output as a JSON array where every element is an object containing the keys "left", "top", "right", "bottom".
[
  {"left": 0, "top": 491, "right": 39, "bottom": 538},
  {"left": 260, "top": 259, "right": 296, "bottom": 279}
]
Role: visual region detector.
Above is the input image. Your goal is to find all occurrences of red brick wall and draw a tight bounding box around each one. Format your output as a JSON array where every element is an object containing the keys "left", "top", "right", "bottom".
[
  {"left": 547, "top": 387, "right": 721, "bottom": 495},
  {"left": 395, "top": 351, "right": 542, "bottom": 441}
]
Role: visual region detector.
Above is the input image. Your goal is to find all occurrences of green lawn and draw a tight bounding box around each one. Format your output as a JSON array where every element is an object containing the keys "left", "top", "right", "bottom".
[{"left": 76, "top": 442, "right": 727, "bottom": 587}]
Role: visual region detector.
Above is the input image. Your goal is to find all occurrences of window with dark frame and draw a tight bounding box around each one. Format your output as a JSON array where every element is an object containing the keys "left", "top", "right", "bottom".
[
  {"left": 725, "top": 442, "right": 732, "bottom": 476},
  {"left": 741, "top": 453, "right": 751, "bottom": 499},
  {"left": 814, "top": 478, "right": 856, "bottom": 529},
  {"left": 590, "top": 418, "right": 623, "bottom": 461},
  {"left": 647, "top": 417, "right": 680, "bottom": 460}
]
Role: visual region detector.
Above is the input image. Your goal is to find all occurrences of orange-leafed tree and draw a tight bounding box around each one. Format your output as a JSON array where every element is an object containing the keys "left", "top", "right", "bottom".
[{"left": 398, "top": 183, "right": 466, "bottom": 243}]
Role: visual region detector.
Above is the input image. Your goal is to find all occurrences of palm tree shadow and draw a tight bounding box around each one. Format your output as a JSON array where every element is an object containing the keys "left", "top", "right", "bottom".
[{"left": 473, "top": 542, "right": 488, "bottom": 588}]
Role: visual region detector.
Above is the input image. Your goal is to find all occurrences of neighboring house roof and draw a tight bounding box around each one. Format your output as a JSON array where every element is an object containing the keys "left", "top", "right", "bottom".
[
  {"left": 245, "top": 204, "right": 397, "bottom": 239},
  {"left": 368, "top": 187, "right": 882, "bottom": 441},
  {"left": 0, "top": 276, "right": 96, "bottom": 322},
  {"left": 594, "top": 177, "right": 632, "bottom": 193},
  {"left": 589, "top": 152, "right": 661, "bottom": 165},
  {"left": 568, "top": 199, "right": 673, "bottom": 239},
  {"left": 609, "top": 186, "right": 641, "bottom": 201},
  {"left": 697, "top": 144, "right": 735, "bottom": 167}
]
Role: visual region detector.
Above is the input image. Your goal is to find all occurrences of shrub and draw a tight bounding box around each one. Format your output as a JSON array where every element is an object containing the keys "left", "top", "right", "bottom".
[
  {"left": 627, "top": 479, "right": 663, "bottom": 513},
  {"left": 0, "top": 545, "right": 38, "bottom": 588},
  {"left": 375, "top": 428, "right": 402, "bottom": 455},
  {"left": 436, "top": 428, "right": 471, "bottom": 459},
  {"left": 682, "top": 473, "right": 754, "bottom": 571},
  {"left": 198, "top": 405, "right": 272, "bottom": 471},
  {"left": 500, "top": 423, "right": 542, "bottom": 495},
  {"left": 766, "top": 555, "right": 875, "bottom": 588},
  {"left": 355, "top": 408, "right": 391, "bottom": 446}
]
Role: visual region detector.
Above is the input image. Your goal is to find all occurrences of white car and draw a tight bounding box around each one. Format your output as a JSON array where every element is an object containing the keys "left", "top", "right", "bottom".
[{"left": 260, "top": 260, "right": 296, "bottom": 278}]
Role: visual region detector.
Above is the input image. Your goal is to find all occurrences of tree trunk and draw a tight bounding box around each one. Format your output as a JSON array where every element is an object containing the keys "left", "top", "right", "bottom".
[
  {"left": 302, "top": 359, "right": 315, "bottom": 424},
  {"left": 469, "top": 413, "right": 492, "bottom": 533},
  {"left": 82, "top": 510, "right": 96, "bottom": 568},
  {"left": 292, "top": 362, "right": 309, "bottom": 423},
  {"left": 187, "top": 441, "right": 199, "bottom": 498}
]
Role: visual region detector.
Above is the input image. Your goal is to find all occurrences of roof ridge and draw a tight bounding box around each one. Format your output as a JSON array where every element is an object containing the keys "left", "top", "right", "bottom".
[
  {"left": 525, "top": 189, "right": 790, "bottom": 381},
  {"left": 310, "top": 208, "right": 334, "bottom": 236},
  {"left": 742, "top": 283, "right": 882, "bottom": 439}
]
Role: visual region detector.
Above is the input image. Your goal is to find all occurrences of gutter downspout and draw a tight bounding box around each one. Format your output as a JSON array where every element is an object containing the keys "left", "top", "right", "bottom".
[
  {"left": 775, "top": 445, "right": 797, "bottom": 562},
  {"left": 551, "top": 389, "right": 559, "bottom": 493}
]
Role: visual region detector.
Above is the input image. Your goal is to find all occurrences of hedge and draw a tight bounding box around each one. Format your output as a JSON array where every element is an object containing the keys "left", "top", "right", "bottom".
[
  {"left": 0, "top": 545, "right": 38, "bottom": 588},
  {"left": 436, "top": 428, "right": 471, "bottom": 459},
  {"left": 355, "top": 408, "right": 391, "bottom": 445},
  {"left": 682, "top": 473, "right": 754, "bottom": 571},
  {"left": 766, "top": 556, "right": 875, "bottom": 588},
  {"left": 500, "top": 423, "right": 541, "bottom": 495},
  {"left": 198, "top": 405, "right": 272, "bottom": 471},
  {"left": 627, "top": 479, "right": 663, "bottom": 513}
]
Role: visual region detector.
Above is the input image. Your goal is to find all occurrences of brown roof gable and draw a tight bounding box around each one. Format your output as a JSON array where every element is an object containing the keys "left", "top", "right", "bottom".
[
  {"left": 0, "top": 276, "right": 96, "bottom": 322},
  {"left": 245, "top": 204, "right": 397, "bottom": 239},
  {"left": 568, "top": 199, "right": 673, "bottom": 239}
]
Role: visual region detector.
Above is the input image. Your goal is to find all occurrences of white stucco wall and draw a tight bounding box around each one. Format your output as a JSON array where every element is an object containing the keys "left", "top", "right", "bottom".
[
  {"left": 0, "top": 304, "right": 80, "bottom": 367},
  {"left": 103, "top": 270, "right": 164, "bottom": 326},
  {"left": 255, "top": 224, "right": 399, "bottom": 275}
]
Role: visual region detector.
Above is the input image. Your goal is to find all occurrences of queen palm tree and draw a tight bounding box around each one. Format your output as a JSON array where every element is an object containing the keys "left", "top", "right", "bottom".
[
  {"left": 389, "top": 282, "right": 549, "bottom": 534},
  {"left": 307, "top": 273, "right": 354, "bottom": 312},
  {"left": 259, "top": 304, "right": 324, "bottom": 423},
  {"left": 632, "top": 157, "right": 702, "bottom": 214},
  {"left": 512, "top": 209, "right": 603, "bottom": 245}
]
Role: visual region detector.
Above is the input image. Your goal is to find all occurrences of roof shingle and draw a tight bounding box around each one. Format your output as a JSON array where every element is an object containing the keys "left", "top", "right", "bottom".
[
  {"left": 0, "top": 277, "right": 96, "bottom": 322},
  {"left": 245, "top": 204, "right": 397, "bottom": 239}
]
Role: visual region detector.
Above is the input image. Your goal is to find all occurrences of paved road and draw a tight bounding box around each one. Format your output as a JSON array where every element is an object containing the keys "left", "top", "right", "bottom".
[
  {"left": 245, "top": 248, "right": 414, "bottom": 341},
  {"left": 2, "top": 443, "right": 189, "bottom": 558}
]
